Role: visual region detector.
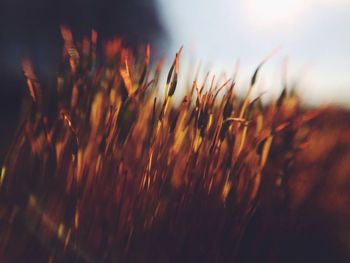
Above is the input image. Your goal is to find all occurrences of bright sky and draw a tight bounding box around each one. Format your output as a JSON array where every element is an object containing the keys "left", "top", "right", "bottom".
[{"left": 156, "top": 0, "right": 350, "bottom": 106}]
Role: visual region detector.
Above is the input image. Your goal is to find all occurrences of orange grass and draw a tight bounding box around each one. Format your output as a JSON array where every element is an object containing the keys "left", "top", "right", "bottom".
[{"left": 1, "top": 27, "right": 350, "bottom": 262}]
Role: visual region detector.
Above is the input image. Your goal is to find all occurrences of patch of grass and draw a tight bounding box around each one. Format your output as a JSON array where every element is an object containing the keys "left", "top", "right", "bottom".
[{"left": 1, "top": 27, "right": 350, "bottom": 262}]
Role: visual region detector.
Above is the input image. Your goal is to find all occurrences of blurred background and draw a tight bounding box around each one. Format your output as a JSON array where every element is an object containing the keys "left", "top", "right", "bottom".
[
  {"left": 156, "top": 0, "right": 350, "bottom": 106},
  {"left": 1, "top": 0, "right": 350, "bottom": 156},
  {"left": 0, "top": 0, "right": 163, "bottom": 162}
]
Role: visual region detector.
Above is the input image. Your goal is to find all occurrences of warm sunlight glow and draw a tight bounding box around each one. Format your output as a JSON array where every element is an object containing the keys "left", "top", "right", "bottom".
[{"left": 245, "top": 0, "right": 309, "bottom": 28}]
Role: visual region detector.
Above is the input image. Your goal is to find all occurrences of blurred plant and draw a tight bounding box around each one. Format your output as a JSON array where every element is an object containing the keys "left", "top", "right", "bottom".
[{"left": 0, "top": 27, "right": 349, "bottom": 263}]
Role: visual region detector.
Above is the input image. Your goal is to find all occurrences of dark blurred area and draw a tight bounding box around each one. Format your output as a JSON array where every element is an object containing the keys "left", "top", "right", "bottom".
[{"left": 0, "top": 0, "right": 164, "bottom": 162}]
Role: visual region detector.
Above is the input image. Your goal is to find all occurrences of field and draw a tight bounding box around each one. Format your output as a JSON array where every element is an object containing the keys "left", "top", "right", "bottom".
[{"left": 1, "top": 28, "right": 350, "bottom": 262}]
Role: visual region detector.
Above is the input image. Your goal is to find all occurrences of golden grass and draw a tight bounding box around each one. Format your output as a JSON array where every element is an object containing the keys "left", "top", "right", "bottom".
[{"left": 1, "top": 27, "right": 350, "bottom": 262}]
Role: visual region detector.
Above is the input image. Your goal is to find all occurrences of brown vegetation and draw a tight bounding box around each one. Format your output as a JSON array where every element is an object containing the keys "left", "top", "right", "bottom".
[{"left": 1, "top": 28, "right": 349, "bottom": 262}]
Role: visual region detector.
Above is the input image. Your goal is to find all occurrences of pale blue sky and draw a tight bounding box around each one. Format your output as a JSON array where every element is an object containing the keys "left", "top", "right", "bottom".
[{"left": 156, "top": 0, "right": 350, "bottom": 106}]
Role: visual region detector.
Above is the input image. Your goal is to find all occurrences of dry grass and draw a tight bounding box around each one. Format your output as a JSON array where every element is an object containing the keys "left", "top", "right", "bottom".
[{"left": 0, "top": 27, "right": 350, "bottom": 262}]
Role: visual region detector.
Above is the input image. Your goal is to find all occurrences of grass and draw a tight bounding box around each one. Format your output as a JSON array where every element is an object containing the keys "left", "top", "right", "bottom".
[{"left": 0, "top": 27, "right": 350, "bottom": 262}]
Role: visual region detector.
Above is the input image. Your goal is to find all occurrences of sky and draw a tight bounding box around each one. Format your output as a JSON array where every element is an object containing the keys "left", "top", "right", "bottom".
[{"left": 156, "top": 0, "right": 350, "bottom": 106}]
